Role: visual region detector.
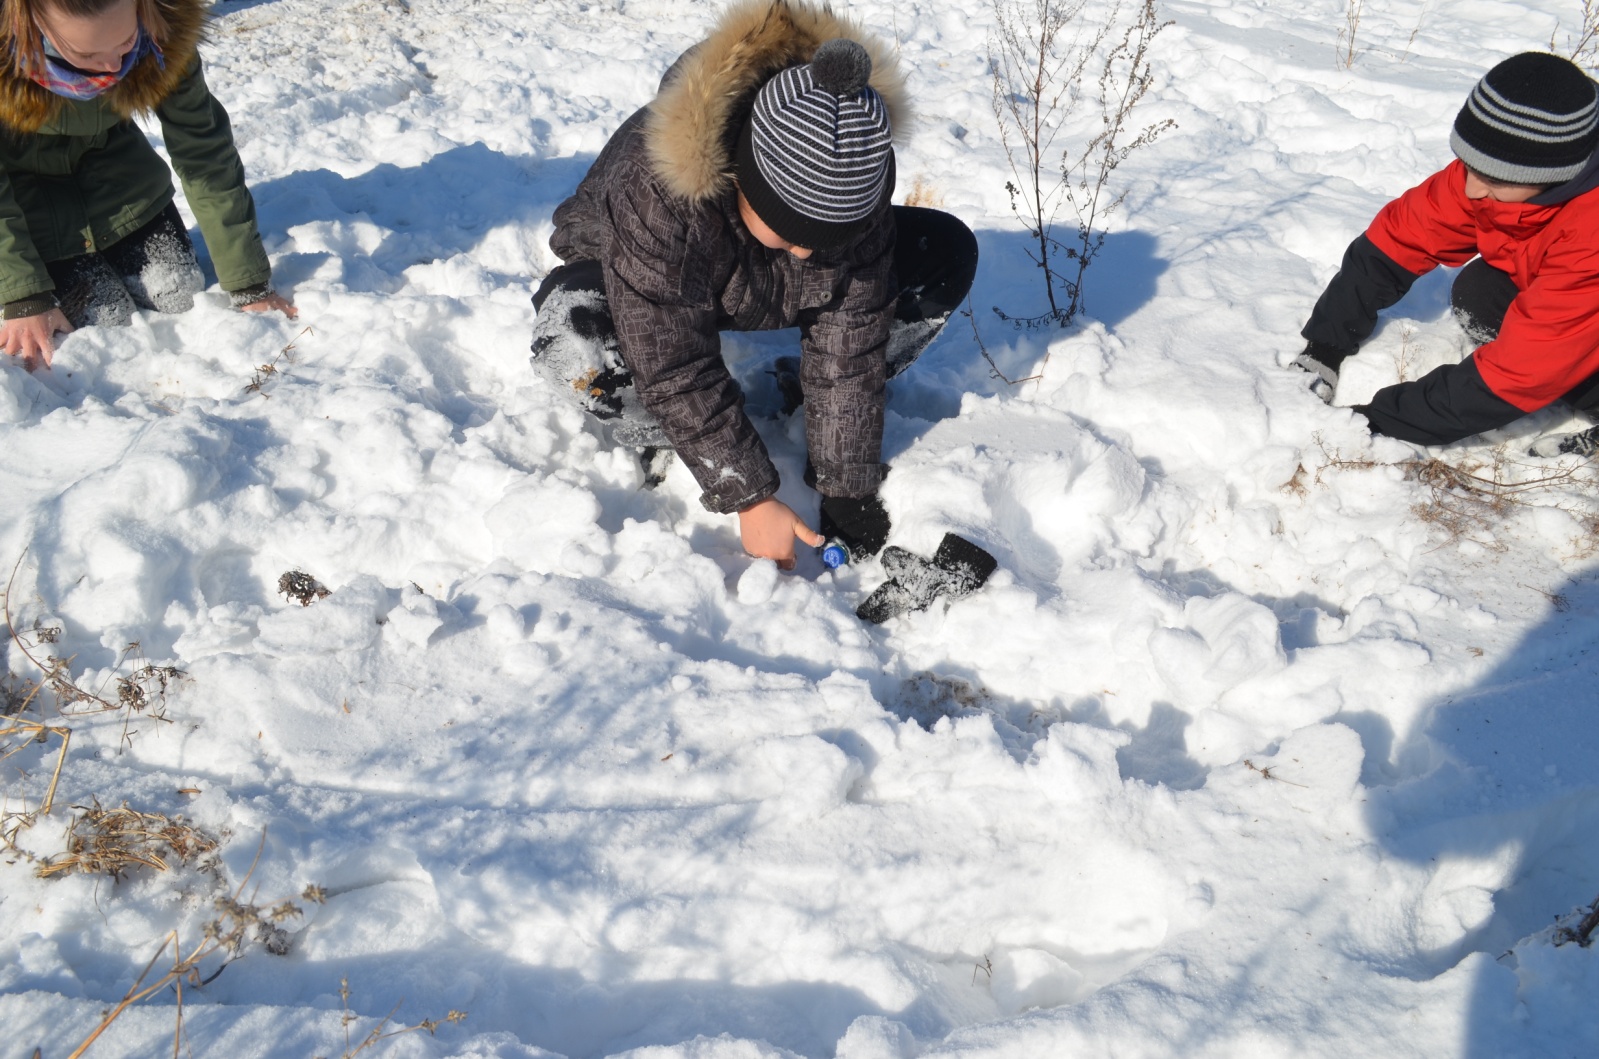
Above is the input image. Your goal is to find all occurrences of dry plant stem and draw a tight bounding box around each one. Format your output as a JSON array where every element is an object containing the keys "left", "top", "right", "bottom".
[
  {"left": 318, "top": 976, "right": 468, "bottom": 1059},
  {"left": 245, "top": 325, "right": 314, "bottom": 396},
  {"left": 1571, "top": 893, "right": 1599, "bottom": 945},
  {"left": 2, "top": 553, "right": 71, "bottom": 814},
  {"left": 1337, "top": 0, "right": 1363, "bottom": 68},
  {"left": 61, "top": 832, "right": 331, "bottom": 1059},
  {"left": 990, "top": 0, "right": 1092, "bottom": 323},
  {"left": 1060, "top": 0, "right": 1174, "bottom": 320},
  {"left": 1245, "top": 758, "right": 1309, "bottom": 788},
  {"left": 963, "top": 297, "right": 1042, "bottom": 385},
  {"left": 989, "top": 0, "right": 1173, "bottom": 330},
  {"left": 1551, "top": 0, "right": 1599, "bottom": 70}
]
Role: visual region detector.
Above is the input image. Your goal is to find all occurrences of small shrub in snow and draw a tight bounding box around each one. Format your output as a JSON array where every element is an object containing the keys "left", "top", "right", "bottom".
[
  {"left": 1550, "top": 0, "right": 1599, "bottom": 71},
  {"left": 1336, "top": 0, "right": 1364, "bottom": 69},
  {"left": 988, "top": 0, "right": 1175, "bottom": 328}
]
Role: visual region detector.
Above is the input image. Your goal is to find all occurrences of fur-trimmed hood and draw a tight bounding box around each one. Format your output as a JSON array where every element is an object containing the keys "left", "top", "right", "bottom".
[
  {"left": 0, "top": 0, "right": 207, "bottom": 133},
  {"left": 646, "top": 0, "right": 909, "bottom": 203}
]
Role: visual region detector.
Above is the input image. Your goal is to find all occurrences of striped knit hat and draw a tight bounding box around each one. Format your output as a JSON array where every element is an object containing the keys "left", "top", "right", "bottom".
[
  {"left": 736, "top": 38, "right": 894, "bottom": 252},
  {"left": 1450, "top": 52, "right": 1599, "bottom": 185}
]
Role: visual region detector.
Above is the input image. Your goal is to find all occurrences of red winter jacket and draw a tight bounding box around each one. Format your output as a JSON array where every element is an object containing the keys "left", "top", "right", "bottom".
[{"left": 1366, "top": 160, "right": 1599, "bottom": 412}]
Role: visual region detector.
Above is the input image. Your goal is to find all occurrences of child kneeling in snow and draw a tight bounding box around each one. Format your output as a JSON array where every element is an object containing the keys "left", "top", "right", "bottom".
[
  {"left": 1294, "top": 52, "right": 1599, "bottom": 456},
  {"left": 0, "top": 0, "right": 294, "bottom": 372},
  {"left": 530, "top": 0, "right": 978, "bottom": 571}
]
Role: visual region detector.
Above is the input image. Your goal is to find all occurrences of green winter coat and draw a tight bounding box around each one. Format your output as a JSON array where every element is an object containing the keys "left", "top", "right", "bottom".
[{"left": 0, "top": 0, "right": 270, "bottom": 306}]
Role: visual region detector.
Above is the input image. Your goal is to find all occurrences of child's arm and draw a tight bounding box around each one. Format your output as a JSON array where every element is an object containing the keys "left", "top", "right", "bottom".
[
  {"left": 0, "top": 166, "right": 68, "bottom": 369},
  {"left": 604, "top": 163, "right": 783, "bottom": 516},
  {"left": 153, "top": 57, "right": 281, "bottom": 312},
  {"left": 1360, "top": 221, "right": 1599, "bottom": 443},
  {"left": 796, "top": 224, "right": 896, "bottom": 502}
]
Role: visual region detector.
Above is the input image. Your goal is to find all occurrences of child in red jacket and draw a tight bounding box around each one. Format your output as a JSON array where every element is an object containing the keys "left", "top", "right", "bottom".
[{"left": 1296, "top": 52, "right": 1599, "bottom": 455}]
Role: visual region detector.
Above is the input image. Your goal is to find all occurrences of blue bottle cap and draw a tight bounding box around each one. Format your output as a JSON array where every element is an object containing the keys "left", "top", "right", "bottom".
[{"left": 821, "top": 543, "right": 850, "bottom": 569}]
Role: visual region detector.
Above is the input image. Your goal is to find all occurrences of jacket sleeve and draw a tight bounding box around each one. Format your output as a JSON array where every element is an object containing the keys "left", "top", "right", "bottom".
[
  {"left": 154, "top": 57, "right": 272, "bottom": 294},
  {"left": 604, "top": 167, "right": 780, "bottom": 514},
  {"left": 0, "top": 165, "right": 53, "bottom": 306},
  {"left": 1300, "top": 234, "right": 1421, "bottom": 355},
  {"left": 799, "top": 216, "right": 895, "bottom": 499},
  {"left": 1362, "top": 161, "right": 1483, "bottom": 274},
  {"left": 1470, "top": 223, "right": 1599, "bottom": 412},
  {"left": 1354, "top": 356, "right": 1524, "bottom": 445}
]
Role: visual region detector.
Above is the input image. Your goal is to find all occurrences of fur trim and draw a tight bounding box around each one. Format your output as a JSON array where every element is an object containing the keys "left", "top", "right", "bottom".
[
  {"left": 0, "top": 0, "right": 207, "bottom": 133},
  {"left": 646, "top": 0, "right": 909, "bottom": 203}
]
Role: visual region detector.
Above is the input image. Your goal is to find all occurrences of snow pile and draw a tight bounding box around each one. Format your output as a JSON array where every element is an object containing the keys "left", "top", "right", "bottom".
[{"left": 3, "top": 1, "right": 1598, "bottom": 1057}]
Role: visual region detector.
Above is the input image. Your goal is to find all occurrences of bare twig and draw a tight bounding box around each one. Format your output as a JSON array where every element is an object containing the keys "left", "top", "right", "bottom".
[
  {"left": 1336, "top": 0, "right": 1364, "bottom": 68},
  {"left": 1551, "top": 0, "right": 1599, "bottom": 72},
  {"left": 1245, "top": 758, "right": 1308, "bottom": 788},
  {"left": 1555, "top": 892, "right": 1599, "bottom": 947},
  {"left": 245, "top": 325, "right": 314, "bottom": 396},
  {"left": 62, "top": 835, "right": 325, "bottom": 1059},
  {"left": 963, "top": 297, "right": 1042, "bottom": 385}
]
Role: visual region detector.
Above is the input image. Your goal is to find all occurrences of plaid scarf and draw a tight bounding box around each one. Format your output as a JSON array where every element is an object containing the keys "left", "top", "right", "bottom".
[{"left": 29, "top": 27, "right": 162, "bottom": 100}]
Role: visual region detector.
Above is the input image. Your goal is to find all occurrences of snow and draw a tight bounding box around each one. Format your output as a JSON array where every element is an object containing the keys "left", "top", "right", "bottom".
[{"left": 3, "top": 0, "right": 1599, "bottom": 1056}]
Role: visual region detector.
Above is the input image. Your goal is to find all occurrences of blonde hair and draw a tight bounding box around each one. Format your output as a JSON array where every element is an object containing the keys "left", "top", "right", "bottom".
[{"left": 6, "top": 0, "right": 170, "bottom": 78}]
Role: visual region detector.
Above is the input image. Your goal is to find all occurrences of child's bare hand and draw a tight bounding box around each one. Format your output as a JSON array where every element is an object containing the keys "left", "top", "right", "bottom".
[
  {"left": 240, "top": 292, "right": 298, "bottom": 319},
  {"left": 737, "top": 497, "right": 824, "bottom": 570},
  {"left": 0, "top": 308, "right": 72, "bottom": 371}
]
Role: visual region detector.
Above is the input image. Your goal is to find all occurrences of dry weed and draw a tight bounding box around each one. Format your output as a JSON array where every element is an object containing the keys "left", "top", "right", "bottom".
[
  {"left": 317, "top": 976, "right": 468, "bottom": 1059},
  {"left": 279, "top": 569, "right": 331, "bottom": 607},
  {"left": 35, "top": 800, "right": 219, "bottom": 881},
  {"left": 62, "top": 837, "right": 327, "bottom": 1059},
  {"left": 1281, "top": 462, "right": 1309, "bottom": 498},
  {"left": 989, "top": 0, "right": 1175, "bottom": 328},
  {"left": 245, "top": 325, "right": 313, "bottom": 396},
  {"left": 1309, "top": 433, "right": 1599, "bottom": 548},
  {"left": 1336, "top": 0, "right": 1364, "bottom": 68},
  {"left": 902, "top": 175, "right": 946, "bottom": 207},
  {"left": 1551, "top": 0, "right": 1599, "bottom": 71}
]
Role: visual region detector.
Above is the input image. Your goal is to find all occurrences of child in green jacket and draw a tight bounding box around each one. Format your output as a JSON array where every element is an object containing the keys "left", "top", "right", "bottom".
[{"left": 0, "top": 0, "right": 294, "bottom": 371}]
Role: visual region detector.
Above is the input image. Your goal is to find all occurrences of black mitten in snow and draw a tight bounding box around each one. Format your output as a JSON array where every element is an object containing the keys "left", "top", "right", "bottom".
[
  {"left": 820, "top": 493, "right": 891, "bottom": 561},
  {"left": 856, "top": 533, "right": 998, "bottom": 624},
  {"left": 1529, "top": 424, "right": 1599, "bottom": 458}
]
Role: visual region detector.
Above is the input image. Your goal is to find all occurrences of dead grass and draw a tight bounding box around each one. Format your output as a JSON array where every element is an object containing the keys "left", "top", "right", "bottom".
[
  {"left": 1, "top": 554, "right": 186, "bottom": 871},
  {"left": 902, "top": 175, "right": 945, "bottom": 207},
  {"left": 317, "top": 977, "right": 468, "bottom": 1059},
  {"left": 35, "top": 801, "right": 219, "bottom": 881},
  {"left": 1310, "top": 433, "right": 1599, "bottom": 550},
  {"left": 61, "top": 837, "right": 326, "bottom": 1059},
  {"left": 245, "top": 325, "right": 313, "bottom": 397},
  {"left": 1336, "top": 0, "right": 1364, "bottom": 68}
]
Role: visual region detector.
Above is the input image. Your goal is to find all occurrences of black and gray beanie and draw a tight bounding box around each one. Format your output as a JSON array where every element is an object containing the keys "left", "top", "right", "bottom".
[
  {"left": 736, "top": 37, "right": 894, "bottom": 252},
  {"left": 1450, "top": 52, "right": 1599, "bottom": 185}
]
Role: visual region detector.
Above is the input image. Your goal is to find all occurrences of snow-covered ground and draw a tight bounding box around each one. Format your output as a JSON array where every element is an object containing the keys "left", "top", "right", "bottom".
[{"left": 3, "top": 0, "right": 1599, "bottom": 1056}]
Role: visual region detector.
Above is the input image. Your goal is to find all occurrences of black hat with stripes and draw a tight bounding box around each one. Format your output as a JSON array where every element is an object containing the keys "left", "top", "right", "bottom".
[
  {"left": 736, "top": 38, "right": 894, "bottom": 252},
  {"left": 1451, "top": 52, "right": 1599, "bottom": 185}
]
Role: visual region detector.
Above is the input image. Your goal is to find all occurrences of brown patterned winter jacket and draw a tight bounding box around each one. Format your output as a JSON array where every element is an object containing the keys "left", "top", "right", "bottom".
[{"left": 548, "top": 0, "right": 909, "bottom": 514}]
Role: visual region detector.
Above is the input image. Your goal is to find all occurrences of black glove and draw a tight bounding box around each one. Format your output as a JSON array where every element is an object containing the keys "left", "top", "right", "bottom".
[
  {"left": 820, "top": 493, "right": 891, "bottom": 561},
  {"left": 857, "top": 533, "right": 998, "bottom": 624},
  {"left": 1292, "top": 341, "right": 1349, "bottom": 405}
]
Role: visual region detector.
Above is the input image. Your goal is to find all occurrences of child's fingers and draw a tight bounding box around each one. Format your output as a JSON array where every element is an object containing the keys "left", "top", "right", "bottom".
[{"left": 793, "top": 521, "right": 824, "bottom": 548}]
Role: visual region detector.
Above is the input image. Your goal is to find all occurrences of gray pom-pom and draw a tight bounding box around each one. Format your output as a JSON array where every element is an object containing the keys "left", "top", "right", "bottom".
[{"left": 810, "top": 38, "right": 872, "bottom": 97}]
